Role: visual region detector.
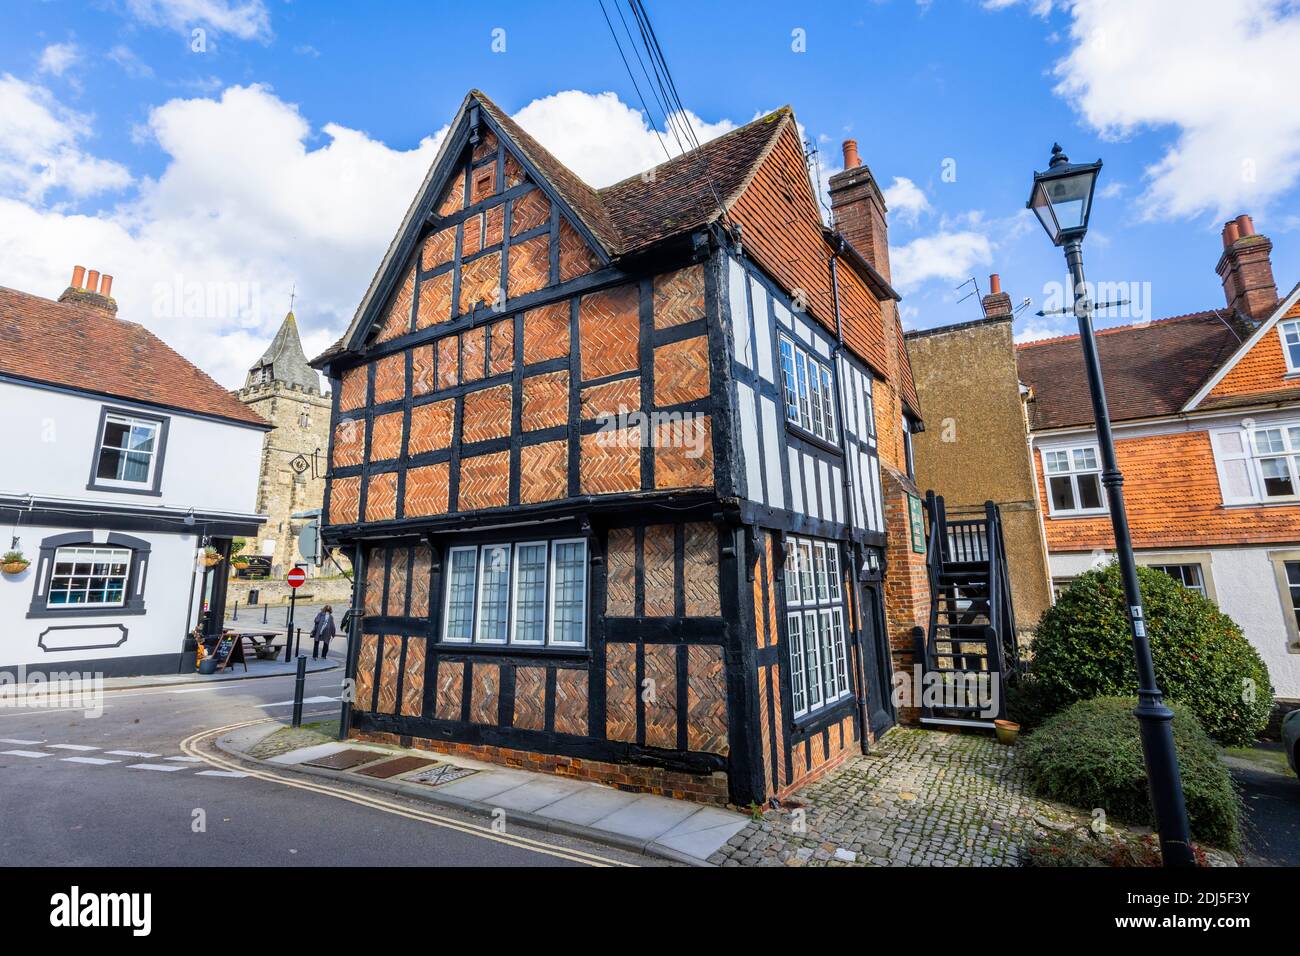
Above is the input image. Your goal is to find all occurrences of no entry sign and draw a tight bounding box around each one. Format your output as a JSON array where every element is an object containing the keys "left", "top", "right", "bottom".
[{"left": 287, "top": 567, "right": 307, "bottom": 589}]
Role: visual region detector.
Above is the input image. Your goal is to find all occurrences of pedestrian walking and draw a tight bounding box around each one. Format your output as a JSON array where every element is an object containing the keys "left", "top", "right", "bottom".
[{"left": 310, "top": 605, "right": 337, "bottom": 660}]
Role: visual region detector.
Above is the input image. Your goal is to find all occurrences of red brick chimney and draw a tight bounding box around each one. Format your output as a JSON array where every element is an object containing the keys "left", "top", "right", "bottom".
[
  {"left": 828, "top": 140, "right": 891, "bottom": 282},
  {"left": 1216, "top": 214, "right": 1277, "bottom": 325},
  {"left": 981, "top": 273, "right": 1013, "bottom": 320},
  {"left": 58, "top": 264, "right": 118, "bottom": 316}
]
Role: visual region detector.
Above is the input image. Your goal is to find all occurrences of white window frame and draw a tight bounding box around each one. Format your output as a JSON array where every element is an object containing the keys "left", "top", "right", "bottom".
[
  {"left": 45, "top": 545, "right": 132, "bottom": 609},
  {"left": 508, "top": 540, "right": 549, "bottom": 646},
  {"left": 94, "top": 413, "right": 161, "bottom": 489},
  {"left": 1148, "top": 563, "right": 1207, "bottom": 597},
  {"left": 785, "top": 535, "right": 851, "bottom": 719},
  {"left": 1211, "top": 420, "right": 1300, "bottom": 505},
  {"left": 441, "top": 545, "right": 479, "bottom": 643},
  {"left": 547, "top": 537, "right": 588, "bottom": 646},
  {"left": 1280, "top": 319, "right": 1300, "bottom": 374},
  {"left": 1041, "top": 444, "right": 1108, "bottom": 517},
  {"left": 778, "top": 333, "right": 838, "bottom": 443},
  {"left": 473, "top": 544, "right": 512, "bottom": 644}
]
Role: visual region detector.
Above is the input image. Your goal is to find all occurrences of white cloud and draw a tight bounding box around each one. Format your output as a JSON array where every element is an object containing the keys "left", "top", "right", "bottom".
[
  {"left": 125, "top": 0, "right": 271, "bottom": 41},
  {"left": 38, "top": 42, "right": 80, "bottom": 77},
  {"left": 1019, "top": 0, "right": 1300, "bottom": 220},
  {"left": 891, "top": 228, "right": 995, "bottom": 292},
  {"left": 0, "top": 75, "right": 132, "bottom": 202},
  {"left": 1014, "top": 317, "right": 1073, "bottom": 343},
  {"left": 108, "top": 45, "right": 155, "bottom": 80},
  {"left": 882, "top": 176, "right": 931, "bottom": 225}
]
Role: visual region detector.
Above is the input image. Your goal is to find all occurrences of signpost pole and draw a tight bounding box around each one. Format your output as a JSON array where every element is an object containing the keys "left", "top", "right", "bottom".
[{"left": 283, "top": 566, "right": 306, "bottom": 663}]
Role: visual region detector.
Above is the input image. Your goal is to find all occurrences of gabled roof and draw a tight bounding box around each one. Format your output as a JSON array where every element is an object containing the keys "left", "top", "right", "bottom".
[
  {"left": 1016, "top": 310, "right": 1243, "bottom": 431},
  {"left": 247, "top": 310, "right": 321, "bottom": 393},
  {"left": 0, "top": 285, "right": 268, "bottom": 427}
]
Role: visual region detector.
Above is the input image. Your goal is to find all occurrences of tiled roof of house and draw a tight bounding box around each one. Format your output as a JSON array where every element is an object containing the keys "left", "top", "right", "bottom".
[
  {"left": 0, "top": 285, "right": 268, "bottom": 427},
  {"left": 1015, "top": 311, "right": 1243, "bottom": 430}
]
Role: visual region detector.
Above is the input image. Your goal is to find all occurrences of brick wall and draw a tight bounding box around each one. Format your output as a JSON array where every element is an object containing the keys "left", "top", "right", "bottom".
[{"left": 881, "top": 467, "right": 931, "bottom": 724}]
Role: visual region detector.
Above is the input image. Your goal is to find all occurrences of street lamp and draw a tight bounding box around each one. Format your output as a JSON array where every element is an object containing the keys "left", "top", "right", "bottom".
[{"left": 1027, "top": 144, "right": 1196, "bottom": 868}]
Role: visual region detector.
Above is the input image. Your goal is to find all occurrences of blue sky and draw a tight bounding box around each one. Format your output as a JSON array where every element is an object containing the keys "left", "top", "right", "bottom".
[{"left": 2, "top": 0, "right": 1298, "bottom": 386}]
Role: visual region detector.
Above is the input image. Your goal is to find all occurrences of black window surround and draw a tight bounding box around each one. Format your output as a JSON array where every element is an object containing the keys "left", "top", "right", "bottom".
[
  {"left": 27, "top": 531, "right": 152, "bottom": 619},
  {"left": 86, "top": 405, "right": 170, "bottom": 497}
]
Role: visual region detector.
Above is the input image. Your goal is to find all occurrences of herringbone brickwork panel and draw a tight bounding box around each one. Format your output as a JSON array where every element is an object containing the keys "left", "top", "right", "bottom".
[
  {"left": 487, "top": 319, "right": 513, "bottom": 376},
  {"left": 332, "top": 419, "right": 363, "bottom": 468},
  {"left": 518, "top": 439, "right": 567, "bottom": 504},
  {"left": 473, "top": 129, "right": 498, "bottom": 164},
  {"left": 462, "top": 213, "right": 483, "bottom": 258},
  {"left": 504, "top": 152, "right": 526, "bottom": 188},
  {"left": 559, "top": 216, "right": 600, "bottom": 281},
  {"left": 457, "top": 450, "right": 509, "bottom": 510},
  {"left": 386, "top": 547, "right": 409, "bottom": 617},
  {"left": 513, "top": 666, "right": 546, "bottom": 731},
  {"left": 416, "top": 270, "right": 452, "bottom": 330},
  {"left": 400, "top": 637, "right": 426, "bottom": 717},
  {"left": 435, "top": 660, "right": 463, "bottom": 720},
  {"left": 470, "top": 662, "right": 499, "bottom": 725},
  {"left": 369, "top": 410, "right": 404, "bottom": 462},
  {"left": 757, "top": 661, "right": 772, "bottom": 795},
  {"left": 460, "top": 325, "right": 487, "bottom": 383},
  {"left": 653, "top": 264, "right": 706, "bottom": 329},
  {"left": 470, "top": 162, "right": 497, "bottom": 204},
  {"left": 510, "top": 187, "right": 550, "bottom": 236},
  {"left": 485, "top": 204, "right": 504, "bottom": 248},
  {"left": 373, "top": 353, "right": 406, "bottom": 405},
  {"left": 654, "top": 414, "right": 714, "bottom": 490},
  {"left": 605, "top": 643, "right": 636, "bottom": 742},
  {"left": 376, "top": 264, "right": 415, "bottom": 342},
  {"left": 408, "top": 399, "right": 454, "bottom": 455},
  {"left": 365, "top": 471, "right": 398, "bottom": 522},
  {"left": 605, "top": 527, "right": 635, "bottom": 616},
  {"left": 578, "top": 283, "right": 640, "bottom": 380},
  {"left": 365, "top": 547, "right": 386, "bottom": 616},
  {"left": 579, "top": 427, "right": 640, "bottom": 495},
  {"left": 643, "top": 644, "right": 678, "bottom": 750},
  {"left": 338, "top": 365, "right": 367, "bottom": 411},
  {"left": 521, "top": 369, "right": 568, "bottom": 432},
  {"left": 404, "top": 461, "right": 449, "bottom": 517},
  {"left": 580, "top": 375, "right": 640, "bottom": 420},
  {"left": 770, "top": 662, "right": 786, "bottom": 791},
  {"left": 687, "top": 645, "right": 728, "bottom": 754},
  {"left": 354, "top": 633, "right": 378, "bottom": 712},
  {"left": 376, "top": 637, "right": 400, "bottom": 714},
  {"left": 422, "top": 225, "right": 456, "bottom": 271},
  {"left": 554, "top": 669, "right": 588, "bottom": 736},
  {"left": 507, "top": 233, "right": 549, "bottom": 299},
  {"left": 764, "top": 534, "right": 778, "bottom": 646},
  {"left": 462, "top": 383, "right": 511, "bottom": 444},
  {"left": 410, "top": 546, "right": 432, "bottom": 618},
  {"left": 653, "top": 335, "right": 710, "bottom": 407},
  {"left": 436, "top": 335, "right": 459, "bottom": 390},
  {"left": 642, "top": 525, "right": 675, "bottom": 616},
  {"left": 411, "top": 344, "right": 435, "bottom": 396},
  {"left": 522, "top": 301, "right": 570, "bottom": 364},
  {"left": 437, "top": 167, "right": 465, "bottom": 216},
  {"left": 459, "top": 251, "right": 501, "bottom": 315},
  {"left": 683, "top": 522, "right": 720, "bottom": 616},
  {"left": 328, "top": 476, "right": 360, "bottom": 525}
]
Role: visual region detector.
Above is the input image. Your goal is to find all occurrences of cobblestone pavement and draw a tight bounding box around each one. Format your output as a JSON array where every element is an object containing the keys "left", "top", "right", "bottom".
[{"left": 710, "top": 727, "right": 1091, "bottom": 867}]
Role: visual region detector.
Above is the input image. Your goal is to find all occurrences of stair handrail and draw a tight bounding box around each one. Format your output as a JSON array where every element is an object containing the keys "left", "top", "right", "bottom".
[{"left": 983, "top": 500, "right": 1008, "bottom": 718}]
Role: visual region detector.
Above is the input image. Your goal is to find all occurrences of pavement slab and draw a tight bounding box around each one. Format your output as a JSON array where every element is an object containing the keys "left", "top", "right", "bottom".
[{"left": 588, "top": 794, "right": 702, "bottom": 842}]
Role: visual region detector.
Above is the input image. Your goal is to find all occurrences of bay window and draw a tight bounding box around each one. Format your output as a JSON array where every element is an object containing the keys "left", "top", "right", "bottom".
[
  {"left": 778, "top": 334, "right": 837, "bottom": 443},
  {"left": 784, "top": 535, "right": 849, "bottom": 719},
  {"left": 1042, "top": 444, "right": 1106, "bottom": 516}
]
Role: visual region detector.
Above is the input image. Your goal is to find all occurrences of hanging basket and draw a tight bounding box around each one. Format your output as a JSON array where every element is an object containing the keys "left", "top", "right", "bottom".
[
  {"left": 203, "top": 553, "right": 223, "bottom": 568},
  {"left": 2, "top": 560, "right": 30, "bottom": 575}
]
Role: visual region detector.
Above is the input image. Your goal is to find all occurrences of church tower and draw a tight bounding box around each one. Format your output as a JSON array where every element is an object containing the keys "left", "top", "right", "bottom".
[{"left": 236, "top": 310, "right": 334, "bottom": 578}]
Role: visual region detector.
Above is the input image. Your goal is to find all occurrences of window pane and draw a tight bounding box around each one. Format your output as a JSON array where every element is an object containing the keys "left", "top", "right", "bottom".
[
  {"left": 784, "top": 541, "right": 801, "bottom": 607},
  {"left": 550, "top": 540, "right": 587, "bottom": 644},
  {"left": 819, "top": 365, "right": 835, "bottom": 440},
  {"left": 1286, "top": 561, "right": 1300, "bottom": 630},
  {"left": 803, "top": 611, "right": 823, "bottom": 708},
  {"left": 1220, "top": 458, "right": 1254, "bottom": 500},
  {"left": 795, "top": 353, "right": 811, "bottom": 427},
  {"left": 1284, "top": 322, "right": 1300, "bottom": 368},
  {"left": 96, "top": 448, "right": 124, "bottom": 480},
  {"left": 122, "top": 451, "right": 151, "bottom": 483},
  {"left": 788, "top": 613, "right": 806, "bottom": 715},
  {"left": 1077, "top": 473, "right": 1103, "bottom": 510},
  {"left": 806, "top": 355, "right": 824, "bottom": 436},
  {"left": 831, "top": 609, "right": 849, "bottom": 696},
  {"left": 46, "top": 546, "right": 130, "bottom": 609},
  {"left": 1045, "top": 450, "right": 1070, "bottom": 473},
  {"left": 1073, "top": 447, "right": 1099, "bottom": 470},
  {"left": 826, "top": 545, "right": 841, "bottom": 601},
  {"left": 1261, "top": 457, "right": 1295, "bottom": 497},
  {"left": 779, "top": 339, "right": 799, "bottom": 424},
  {"left": 101, "top": 419, "right": 131, "bottom": 450},
  {"left": 444, "top": 548, "right": 477, "bottom": 640},
  {"left": 814, "top": 542, "right": 829, "bottom": 602},
  {"left": 1049, "top": 475, "right": 1077, "bottom": 511},
  {"left": 128, "top": 423, "right": 156, "bottom": 452},
  {"left": 799, "top": 541, "right": 815, "bottom": 604},
  {"left": 512, "top": 543, "right": 547, "bottom": 644},
  {"left": 819, "top": 609, "right": 837, "bottom": 702},
  {"left": 475, "top": 545, "right": 511, "bottom": 643},
  {"left": 862, "top": 389, "right": 875, "bottom": 437},
  {"left": 1256, "top": 428, "right": 1285, "bottom": 454}
]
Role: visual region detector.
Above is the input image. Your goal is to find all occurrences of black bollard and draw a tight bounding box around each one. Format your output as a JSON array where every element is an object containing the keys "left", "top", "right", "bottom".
[{"left": 291, "top": 654, "right": 307, "bottom": 728}]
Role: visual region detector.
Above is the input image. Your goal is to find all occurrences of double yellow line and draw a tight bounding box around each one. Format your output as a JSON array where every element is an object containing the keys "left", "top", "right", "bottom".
[{"left": 180, "top": 719, "right": 637, "bottom": 867}]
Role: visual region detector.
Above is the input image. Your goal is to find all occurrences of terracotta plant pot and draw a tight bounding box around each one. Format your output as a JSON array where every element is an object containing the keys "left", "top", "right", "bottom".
[
  {"left": 994, "top": 719, "right": 1020, "bottom": 746},
  {"left": 203, "top": 554, "right": 222, "bottom": 568},
  {"left": 2, "top": 560, "right": 30, "bottom": 575}
]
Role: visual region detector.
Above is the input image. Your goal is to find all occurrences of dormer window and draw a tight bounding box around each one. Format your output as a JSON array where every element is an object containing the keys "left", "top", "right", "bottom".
[
  {"left": 1281, "top": 319, "right": 1300, "bottom": 374},
  {"left": 88, "top": 407, "right": 168, "bottom": 496}
]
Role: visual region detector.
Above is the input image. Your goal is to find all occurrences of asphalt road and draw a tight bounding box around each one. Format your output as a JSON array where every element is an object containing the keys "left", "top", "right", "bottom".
[
  {"left": 0, "top": 643, "right": 648, "bottom": 867},
  {"left": 1233, "top": 762, "right": 1300, "bottom": 866}
]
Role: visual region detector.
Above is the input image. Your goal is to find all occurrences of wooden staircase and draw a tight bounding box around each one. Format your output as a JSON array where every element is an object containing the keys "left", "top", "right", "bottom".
[{"left": 915, "top": 493, "right": 1019, "bottom": 728}]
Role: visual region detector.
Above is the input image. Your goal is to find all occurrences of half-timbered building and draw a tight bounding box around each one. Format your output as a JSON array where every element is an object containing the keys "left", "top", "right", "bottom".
[{"left": 314, "top": 93, "right": 931, "bottom": 806}]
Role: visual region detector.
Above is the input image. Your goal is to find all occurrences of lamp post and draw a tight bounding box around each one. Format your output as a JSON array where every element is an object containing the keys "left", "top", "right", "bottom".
[{"left": 1027, "top": 144, "right": 1196, "bottom": 867}]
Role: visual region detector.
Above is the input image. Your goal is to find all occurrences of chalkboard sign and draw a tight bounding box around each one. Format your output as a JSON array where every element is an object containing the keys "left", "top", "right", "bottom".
[{"left": 211, "top": 633, "right": 247, "bottom": 673}]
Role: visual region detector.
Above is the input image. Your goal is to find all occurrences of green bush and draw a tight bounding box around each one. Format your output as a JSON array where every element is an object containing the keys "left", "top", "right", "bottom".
[
  {"left": 1029, "top": 564, "right": 1272, "bottom": 746},
  {"left": 1021, "top": 696, "right": 1241, "bottom": 849}
]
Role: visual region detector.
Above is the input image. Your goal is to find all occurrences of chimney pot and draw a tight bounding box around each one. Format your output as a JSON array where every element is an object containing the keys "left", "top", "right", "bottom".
[
  {"left": 71, "top": 265, "right": 86, "bottom": 289},
  {"left": 842, "top": 139, "right": 860, "bottom": 170},
  {"left": 1222, "top": 221, "right": 1240, "bottom": 248},
  {"left": 1235, "top": 213, "right": 1254, "bottom": 238},
  {"left": 989, "top": 273, "right": 1001, "bottom": 294},
  {"left": 1217, "top": 213, "right": 1277, "bottom": 323},
  {"left": 86, "top": 270, "right": 100, "bottom": 292},
  {"left": 100, "top": 274, "right": 113, "bottom": 298}
]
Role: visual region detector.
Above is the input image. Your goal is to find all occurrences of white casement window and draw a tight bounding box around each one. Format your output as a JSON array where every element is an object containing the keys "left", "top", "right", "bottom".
[
  {"left": 47, "top": 546, "right": 131, "bottom": 608},
  {"left": 784, "top": 535, "right": 851, "bottom": 718},
  {"left": 1284, "top": 561, "right": 1300, "bottom": 633},
  {"left": 95, "top": 413, "right": 160, "bottom": 488},
  {"left": 1280, "top": 319, "right": 1300, "bottom": 374},
  {"left": 442, "top": 538, "right": 587, "bottom": 646},
  {"left": 861, "top": 386, "right": 876, "bottom": 439},
  {"left": 1150, "top": 563, "right": 1207, "bottom": 597},
  {"left": 778, "top": 334, "right": 838, "bottom": 443},
  {"left": 1042, "top": 445, "right": 1107, "bottom": 516},
  {"left": 1212, "top": 421, "right": 1300, "bottom": 504}
]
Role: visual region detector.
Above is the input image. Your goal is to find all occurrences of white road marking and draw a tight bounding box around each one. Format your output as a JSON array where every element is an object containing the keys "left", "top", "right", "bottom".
[
  {"left": 60, "top": 756, "right": 120, "bottom": 766},
  {"left": 48, "top": 744, "right": 100, "bottom": 751},
  {"left": 196, "top": 769, "right": 248, "bottom": 778},
  {"left": 127, "top": 763, "right": 186, "bottom": 772},
  {"left": 2, "top": 750, "right": 52, "bottom": 758},
  {"left": 258, "top": 696, "right": 338, "bottom": 707},
  {"left": 164, "top": 755, "right": 204, "bottom": 763},
  {"left": 0, "top": 738, "right": 42, "bottom": 745},
  {"left": 104, "top": 750, "right": 160, "bottom": 758}
]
